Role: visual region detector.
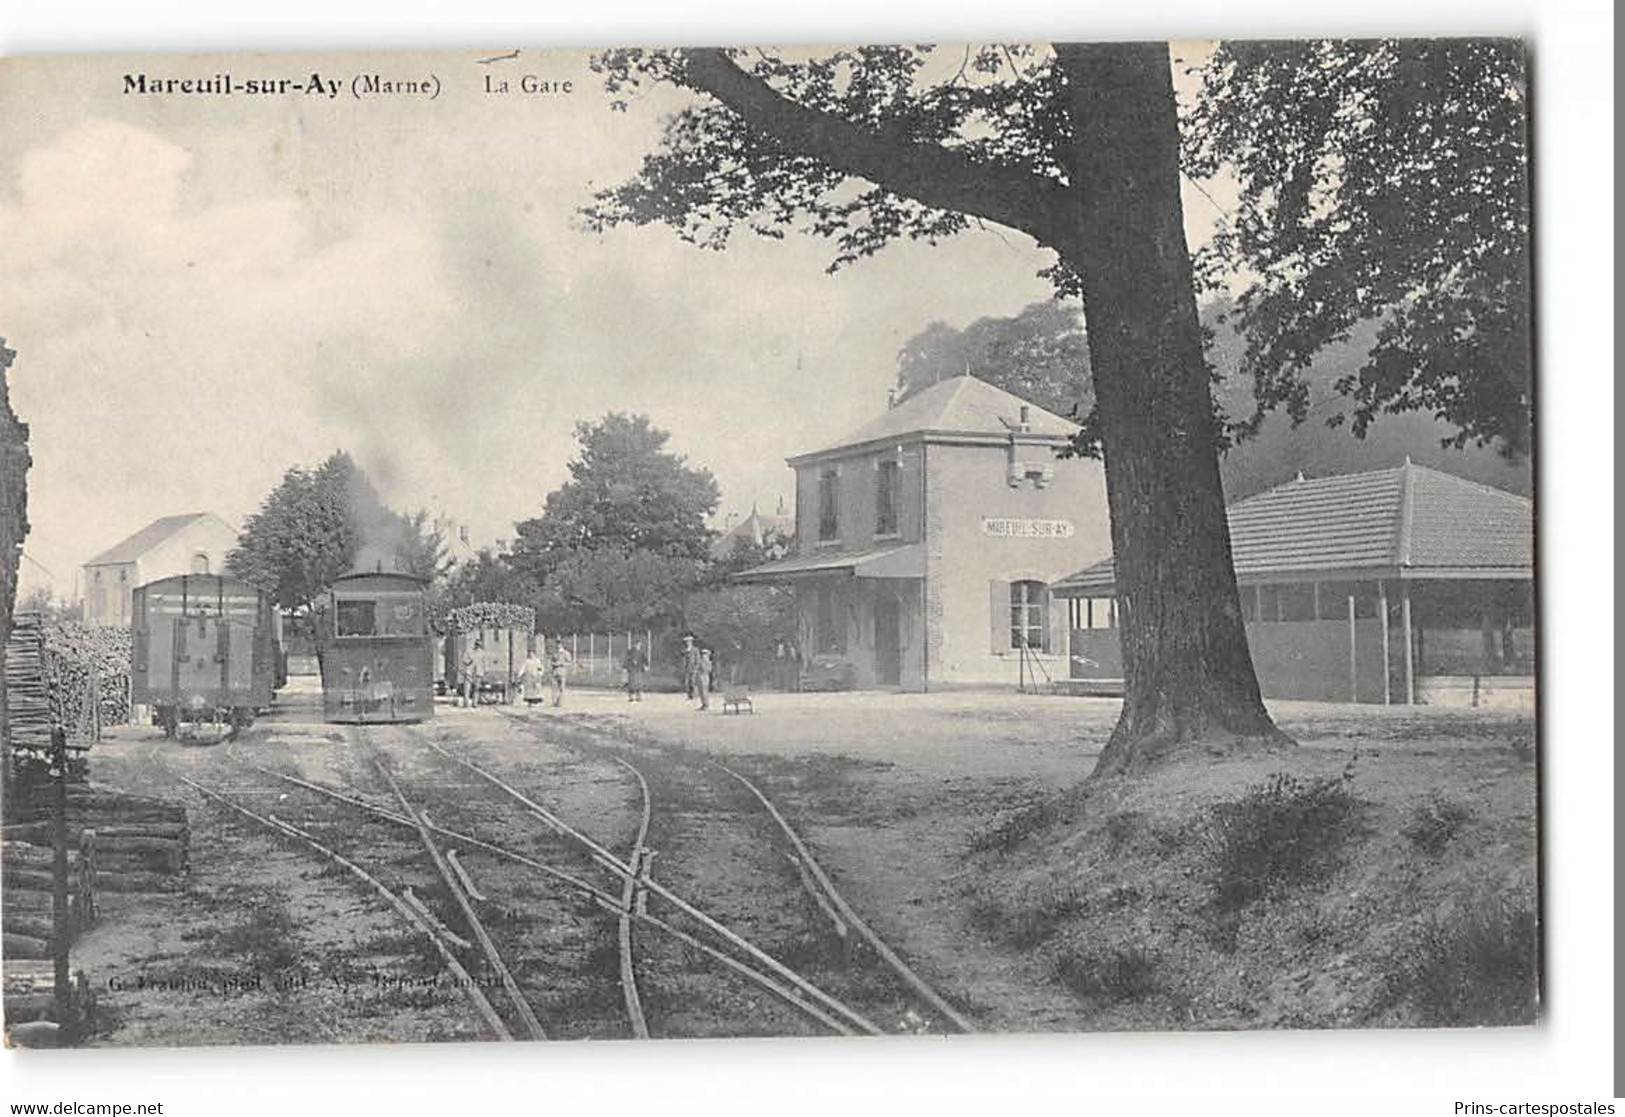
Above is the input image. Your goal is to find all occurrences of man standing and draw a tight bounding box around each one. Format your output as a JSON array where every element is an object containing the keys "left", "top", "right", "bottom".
[
  {"left": 695, "top": 645, "right": 713, "bottom": 711},
  {"left": 622, "top": 639, "right": 650, "bottom": 702},
  {"left": 681, "top": 634, "right": 702, "bottom": 701},
  {"left": 548, "top": 636, "right": 574, "bottom": 708}
]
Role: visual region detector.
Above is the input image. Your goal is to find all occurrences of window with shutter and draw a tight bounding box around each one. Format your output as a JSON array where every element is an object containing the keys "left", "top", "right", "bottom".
[{"left": 818, "top": 468, "right": 840, "bottom": 541}]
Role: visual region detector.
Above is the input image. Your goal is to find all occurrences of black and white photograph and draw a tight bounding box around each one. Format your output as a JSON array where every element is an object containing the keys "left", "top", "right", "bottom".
[{"left": 0, "top": 5, "right": 1613, "bottom": 1111}]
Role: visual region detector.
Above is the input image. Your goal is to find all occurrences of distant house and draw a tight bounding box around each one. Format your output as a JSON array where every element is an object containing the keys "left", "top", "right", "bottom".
[
  {"left": 738, "top": 375, "right": 1110, "bottom": 690},
  {"left": 710, "top": 504, "right": 794, "bottom": 562},
  {"left": 1052, "top": 462, "right": 1534, "bottom": 707},
  {"left": 82, "top": 512, "right": 239, "bottom": 627}
]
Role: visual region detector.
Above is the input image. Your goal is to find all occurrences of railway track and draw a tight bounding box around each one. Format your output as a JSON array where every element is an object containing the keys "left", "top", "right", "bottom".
[
  {"left": 487, "top": 709, "right": 975, "bottom": 1035},
  {"left": 212, "top": 731, "right": 868, "bottom": 1038},
  {"left": 152, "top": 754, "right": 514, "bottom": 1041},
  {"left": 152, "top": 699, "right": 968, "bottom": 1041}
]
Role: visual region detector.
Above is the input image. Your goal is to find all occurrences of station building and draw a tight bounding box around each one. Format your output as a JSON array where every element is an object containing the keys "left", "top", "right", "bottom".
[
  {"left": 738, "top": 375, "right": 1110, "bottom": 690},
  {"left": 1052, "top": 462, "right": 1534, "bottom": 707}
]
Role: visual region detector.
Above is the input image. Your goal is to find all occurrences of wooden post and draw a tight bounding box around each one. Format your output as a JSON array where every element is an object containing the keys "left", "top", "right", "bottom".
[
  {"left": 1402, "top": 583, "right": 1415, "bottom": 705},
  {"left": 589, "top": 632, "right": 596, "bottom": 680},
  {"left": 1378, "top": 581, "right": 1391, "bottom": 705},
  {"left": 1347, "top": 595, "right": 1358, "bottom": 703},
  {"left": 1313, "top": 581, "right": 1322, "bottom": 621},
  {"left": 51, "top": 728, "right": 72, "bottom": 1036}
]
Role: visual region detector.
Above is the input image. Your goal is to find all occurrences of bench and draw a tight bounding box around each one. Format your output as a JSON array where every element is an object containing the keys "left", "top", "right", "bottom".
[{"left": 721, "top": 687, "right": 754, "bottom": 715}]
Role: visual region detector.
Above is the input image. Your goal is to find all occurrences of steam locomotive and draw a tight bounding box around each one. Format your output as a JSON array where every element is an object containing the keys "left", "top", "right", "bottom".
[{"left": 316, "top": 570, "right": 434, "bottom": 724}]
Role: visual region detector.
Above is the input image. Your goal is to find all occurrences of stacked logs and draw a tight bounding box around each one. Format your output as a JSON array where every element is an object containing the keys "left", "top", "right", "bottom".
[
  {"left": 42, "top": 622, "right": 132, "bottom": 737},
  {"left": 4, "top": 613, "right": 53, "bottom": 762},
  {"left": 0, "top": 830, "right": 98, "bottom": 956},
  {"left": 2, "top": 787, "right": 190, "bottom": 949}
]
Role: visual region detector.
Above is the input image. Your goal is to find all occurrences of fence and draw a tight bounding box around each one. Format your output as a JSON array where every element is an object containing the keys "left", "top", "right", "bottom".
[
  {"left": 552, "top": 631, "right": 797, "bottom": 692},
  {"left": 553, "top": 631, "right": 682, "bottom": 691}
]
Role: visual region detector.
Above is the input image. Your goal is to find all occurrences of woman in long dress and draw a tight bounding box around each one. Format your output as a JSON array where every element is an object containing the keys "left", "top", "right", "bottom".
[{"left": 518, "top": 644, "right": 546, "bottom": 704}]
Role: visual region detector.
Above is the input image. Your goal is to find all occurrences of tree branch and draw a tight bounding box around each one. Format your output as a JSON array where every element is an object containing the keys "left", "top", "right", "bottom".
[{"left": 677, "top": 48, "right": 1070, "bottom": 243}]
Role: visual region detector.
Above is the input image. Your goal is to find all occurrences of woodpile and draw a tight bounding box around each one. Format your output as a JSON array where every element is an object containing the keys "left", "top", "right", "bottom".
[
  {"left": 1, "top": 786, "right": 191, "bottom": 956},
  {"left": 4, "top": 613, "right": 53, "bottom": 761},
  {"left": 42, "top": 622, "right": 132, "bottom": 737}
]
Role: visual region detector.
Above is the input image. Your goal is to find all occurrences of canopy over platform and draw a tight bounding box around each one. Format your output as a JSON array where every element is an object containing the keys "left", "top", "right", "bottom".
[
  {"left": 735, "top": 542, "right": 925, "bottom": 583},
  {"left": 1053, "top": 461, "right": 1532, "bottom": 597}
]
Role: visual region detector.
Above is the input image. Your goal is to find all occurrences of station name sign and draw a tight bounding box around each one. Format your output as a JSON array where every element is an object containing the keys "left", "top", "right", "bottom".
[{"left": 980, "top": 517, "right": 1075, "bottom": 539}]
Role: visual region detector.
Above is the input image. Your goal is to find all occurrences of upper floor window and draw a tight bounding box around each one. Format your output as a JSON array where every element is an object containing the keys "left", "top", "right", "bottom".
[
  {"left": 875, "top": 459, "right": 900, "bottom": 536},
  {"left": 1010, "top": 580, "right": 1048, "bottom": 651},
  {"left": 190, "top": 552, "right": 211, "bottom": 575},
  {"left": 818, "top": 467, "right": 840, "bottom": 542}
]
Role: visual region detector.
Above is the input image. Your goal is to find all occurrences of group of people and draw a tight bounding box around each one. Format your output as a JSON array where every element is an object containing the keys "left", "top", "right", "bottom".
[
  {"left": 457, "top": 632, "right": 792, "bottom": 711},
  {"left": 459, "top": 637, "right": 575, "bottom": 709},
  {"left": 680, "top": 633, "right": 715, "bottom": 710}
]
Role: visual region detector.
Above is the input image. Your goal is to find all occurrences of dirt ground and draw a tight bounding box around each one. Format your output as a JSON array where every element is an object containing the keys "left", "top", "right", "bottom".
[{"left": 50, "top": 681, "right": 1537, "bottom": 1045}]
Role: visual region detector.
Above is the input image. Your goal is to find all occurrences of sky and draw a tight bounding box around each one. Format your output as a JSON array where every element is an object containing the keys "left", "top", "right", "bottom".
[{"left": 0, "top": 45, "right": 1229, "bottom": 598}]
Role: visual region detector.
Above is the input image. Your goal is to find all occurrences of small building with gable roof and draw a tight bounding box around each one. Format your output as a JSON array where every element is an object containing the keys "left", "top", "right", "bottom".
[
  {"left": 1052, "top": 461, "right": 1534, "bottom": 707},
  {"left": 738, "top": 375, "right": 1110, "bottom": 690},
  {"left": 82, "top": 512, "right": 239, "bottom": 627}
]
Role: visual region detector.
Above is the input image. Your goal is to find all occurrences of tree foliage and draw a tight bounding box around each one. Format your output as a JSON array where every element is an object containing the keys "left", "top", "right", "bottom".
[
  {"left": 895, "top": 298, "right": 1094, "bottom": 422},
  {"left": 1185, "top": 39, "right": 1531, "bottom": 455},
  {"left": 509, "top": 413, "right": 720, "bottom": 587},
  {"left": 682, "top": 583, "right": 797, "bottom": 681},
  {"left": 536, "top": 549, "right": 706, "bottom": 634},
  {"left": 228, "top": 451, "right": 447, "bottom": 610}
]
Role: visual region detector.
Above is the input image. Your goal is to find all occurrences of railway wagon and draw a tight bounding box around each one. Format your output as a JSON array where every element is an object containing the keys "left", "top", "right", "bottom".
[
  {"left": 318, "top": 571, "right": 434, "bottom": 724},
  {"left": 441, "top": 624, "right": 528, "bottom": 702},
  {"left": 131, "top": 574, "right": 282, "bottom": 736}
]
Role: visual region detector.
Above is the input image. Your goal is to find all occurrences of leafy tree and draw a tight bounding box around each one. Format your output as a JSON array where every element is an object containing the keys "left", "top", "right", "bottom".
[
  {"left": 1184, "top": 39, "right": 1531, "bottom": 456},
  {"left": 682, "top": 583, "right": 797, "bottom": 684},
  {"left": 228, "top": 451, "right": 446, "bottom": 611},
  {"left": 895, "top": 298, "right": 1093, "bottom": 422},
  {"left": 583, "top": 43, "right": 1284, "bottom": 773},
  {"left": 537, "top": 549, "right": 706, "bottom": 634},
  {"left": 510, "top": 412, "right": 720, "bottom": 583},
  {"left": 442, "top": 548, "right": 535, "bottom": 611},
  {"left": 898, "top": 295, "right": 1534, "bottom": 501}
]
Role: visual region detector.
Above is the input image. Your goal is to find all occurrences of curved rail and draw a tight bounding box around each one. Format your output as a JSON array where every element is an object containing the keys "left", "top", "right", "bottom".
[
  {"left": 716, "top": 763, "right": 977, "bottom": 1034},
  {"left": 612, "top": 757, "right": 652, "bottom": 1039},
  {"left": 374, "top": 755, "right": 548, "bottom": 1041},
  {"left": 225, "top": 746, "right": 856, "bottom": 1036},
  {"left": 417, "top": 732, "right": 885, "bottom": 1037},
  {"left": 157, "top": 761, "right": 512, "bottom": 1041}
]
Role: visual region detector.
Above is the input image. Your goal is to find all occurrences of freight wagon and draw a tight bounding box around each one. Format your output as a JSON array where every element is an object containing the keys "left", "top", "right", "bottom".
[
  {"left": 130, "top": 574, "right": 282, "bottom": 737},
  {"left": 317, "top": 571, "right": 434, "bottom": 724}
]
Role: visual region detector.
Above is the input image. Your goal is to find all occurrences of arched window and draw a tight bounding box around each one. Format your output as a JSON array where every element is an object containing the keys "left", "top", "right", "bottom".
[
  {"left": 1010, "top": 581, "right": 1048, "bottom": 651},
  {"left": 191, "top": 552, "right": 210, "bottom": 575}
]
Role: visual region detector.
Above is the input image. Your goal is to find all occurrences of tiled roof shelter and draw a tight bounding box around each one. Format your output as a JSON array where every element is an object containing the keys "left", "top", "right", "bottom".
[
  {"left": 1054, "top": 461, "right": 1531, "bottom": 595},
  {"left": 1052, "top": 463, "right": 1533, "bottom": 707}
]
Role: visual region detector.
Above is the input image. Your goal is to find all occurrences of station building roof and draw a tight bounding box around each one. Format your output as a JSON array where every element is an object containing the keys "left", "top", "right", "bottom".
[
  {"left": 788, "top": 375, "right": 1078, "bottom": 466},
  {"left": 1053, "top": 462, "right": 1533, "bottom": 597}
]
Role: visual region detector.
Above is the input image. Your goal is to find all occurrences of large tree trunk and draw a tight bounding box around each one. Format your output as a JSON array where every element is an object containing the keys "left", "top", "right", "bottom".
[{"left": 1053, "top": 44, "right": 1290, "bottom": 777}]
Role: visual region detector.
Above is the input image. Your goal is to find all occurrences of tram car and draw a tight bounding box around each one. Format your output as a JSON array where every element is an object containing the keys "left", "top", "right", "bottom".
[
  {"left": 131, "top": 574, "right": 282, "bottom": 737},
  {"left": 317, "top": 571, "right": 434, "bottom": 724}
]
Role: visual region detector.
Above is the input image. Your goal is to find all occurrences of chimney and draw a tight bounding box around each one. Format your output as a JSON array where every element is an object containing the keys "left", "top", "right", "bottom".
[
  {"left": 886, "top": 389, "right": 898, "bottom": 409},
  {"left": 1018, "top": 404, "right": 1031, "bottom": 433}
]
